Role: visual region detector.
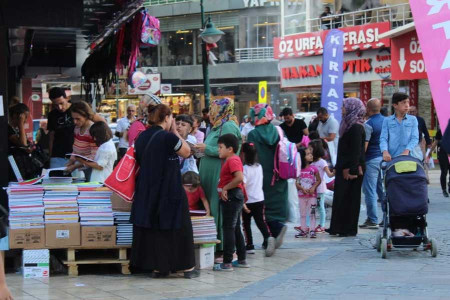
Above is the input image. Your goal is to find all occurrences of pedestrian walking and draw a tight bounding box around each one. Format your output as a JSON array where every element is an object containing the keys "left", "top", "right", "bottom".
[
  {"left": 241, "top": 142, "right": 276, "bottom": 257},
  {"left": 295, "top": 148, "right": 321, "bottom": 239},
  {"left": 131, "top": 104, "right": 198, "bottom": 279},
  {"left": 116, "top": 104, "right": 136, "bottom": 161},
  {"left": 428, "top": 128, "right": 450, "bottom": 197},
  {"left": 326, "top": 98, "right": 366, "bottom": 237},
  {"left": 247, "top": 104, "right": 288, "bottom": 249},
  {"left": 280, "top": 107, "right": 309, "bottom": 147},
  {"left": 195, "top": 98, "right": 242, "bottom": 252},
  {"left": 360, "top": 99, "right": 385, "bottom": 229},
  {"left": 380, "top": 92, "right": 421, "bottom": 162}
]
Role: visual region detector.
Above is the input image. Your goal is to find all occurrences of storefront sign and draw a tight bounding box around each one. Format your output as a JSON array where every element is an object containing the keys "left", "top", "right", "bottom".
[
  {"left": 161, "top": 83, "right": 172, "bottom": 94},
  {"left": 360, "top": 82, "right": 372, "bottom": 105},
  {"left": 258, "top": 81, "right": 267, "bottom": 103},
  {"left": 128, "top": 73, "right": 161, "bottom": 95},
  {"left": 274, "top": 22, "right": 391, "bottom": 59},
  {"left": 321, "top": 30, "right": 344, "bottom": 122},
  {"left": 390, "top": 31, "right": 427, "bottom": 80},
  {"left": 409, "top": 79, "right": 419, "bottom": 108},
  {"left": 410, "top": 1, "right": 450, "bottom": 130},
  {"left": 280, "top": 49, "right": 391, "bottom": 87}
]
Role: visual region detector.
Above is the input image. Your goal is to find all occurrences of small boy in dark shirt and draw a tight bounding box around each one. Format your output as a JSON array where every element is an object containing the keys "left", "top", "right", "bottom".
[{"left": 216, "top": 134, "right": 250, "bottom": 271}]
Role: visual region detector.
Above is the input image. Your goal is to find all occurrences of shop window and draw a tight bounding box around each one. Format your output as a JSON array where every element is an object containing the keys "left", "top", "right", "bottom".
[
  {"left": 246, "top": 15, "right": 280, "bottom": 48},
  {"left": 197, "top": 27, "right": 237, "bottom": 64},
  {"left": 160, "top": 31, "right": 194, "bottom": 66},
  {"left": 138, "top": 47, "right": 158, "bottom": 67}
]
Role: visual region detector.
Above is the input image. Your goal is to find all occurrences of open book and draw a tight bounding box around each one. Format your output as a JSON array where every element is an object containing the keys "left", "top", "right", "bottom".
[{"left": 66, "top": 153, "right": 95, "bottom": 162}]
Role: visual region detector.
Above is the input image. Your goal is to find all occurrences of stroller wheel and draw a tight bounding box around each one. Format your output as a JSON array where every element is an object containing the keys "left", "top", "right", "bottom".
[
  {"left": 375, "top": 232, "right": 381, "bottom": 252},
  {"left": 430, "top": 238, "right": 438, "bottom": 257},
  {"left": 381, "top": 238, "right": 388, "bottom": 259}
]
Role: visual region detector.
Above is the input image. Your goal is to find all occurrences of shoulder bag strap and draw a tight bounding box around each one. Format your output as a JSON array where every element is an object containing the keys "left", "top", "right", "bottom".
[{"left": 140, "top": 129, "right": 164, "bottom": 165}]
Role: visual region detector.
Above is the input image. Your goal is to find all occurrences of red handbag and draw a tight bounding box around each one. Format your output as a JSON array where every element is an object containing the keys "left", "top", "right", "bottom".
[
  {"left": 104, "top": 130, "right": 163, "bottom": 202},
  {"left": 104, "top": 146, "right": 139, "bottom": 202}
]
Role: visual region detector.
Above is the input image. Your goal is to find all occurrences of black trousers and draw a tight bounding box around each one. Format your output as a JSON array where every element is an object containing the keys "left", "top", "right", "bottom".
[
  {"left": 438, "top": 149, "right": 450, "bottom": 192},
  {"left": 118, "top": 147, "right": 128, "bottom": 161},
  {"left": 242, "top": 201, "right": 271, "bottom": 248},
  {"left": 221, "top": 188, "right": 246, "bottom": 264}
]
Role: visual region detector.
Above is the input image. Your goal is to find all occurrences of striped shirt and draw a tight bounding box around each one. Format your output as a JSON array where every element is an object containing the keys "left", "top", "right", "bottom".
[{"left": 72, "top": 124, "right": 97, "bottom": 160}]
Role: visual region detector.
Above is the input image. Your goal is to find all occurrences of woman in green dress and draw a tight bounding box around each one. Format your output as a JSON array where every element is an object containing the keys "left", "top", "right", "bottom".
[
  {"left": 195, "top": 98, "right": 241, "bottom": 251},
  {"left": 247, "top": 104, "right": 288, "bottom": 249}
]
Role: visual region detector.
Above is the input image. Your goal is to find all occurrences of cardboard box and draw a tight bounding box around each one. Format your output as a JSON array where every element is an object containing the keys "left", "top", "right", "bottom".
[
  {"left": 195, "top": 244, "right": 215, "bottom": 270},
  {"left": 81, "top": 226, "right": 116, "bottom": 247},
  {"left": 23, "top": 249, "right": 49, "bottom": 278},
  {"left": 10, "top": 228, "right": 45, "bottom": 249},
  {"left": 111, "top": 192, "right": 132, "bottom": 212},
  {"left": 45, "top": 223, "right": 80, "bottom": 247}
]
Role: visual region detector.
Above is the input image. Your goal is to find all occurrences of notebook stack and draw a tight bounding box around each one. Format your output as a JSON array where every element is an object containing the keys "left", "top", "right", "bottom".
[
  {"left": 43, "top": 185, "right": 79, "bottom": 224},
  {"left": 42, "top": 177, "right": 72, "bottom": 185},
  {"left": 7, "top": 185, "right": 45, "bottom": 229},
  {"left": 113, "top": 212, "right": 132, "bottom": 245},
  {"left": 78, "top": 189, "right": 114, "bottom": 226},
  {"left": 191, "top": 216, "right": 217, "bottom": 243}
]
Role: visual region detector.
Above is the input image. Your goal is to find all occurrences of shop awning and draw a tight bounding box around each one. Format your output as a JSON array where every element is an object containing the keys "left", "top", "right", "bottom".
[{"left": 378, "top": 22, "right": 416, "bottom": 39}]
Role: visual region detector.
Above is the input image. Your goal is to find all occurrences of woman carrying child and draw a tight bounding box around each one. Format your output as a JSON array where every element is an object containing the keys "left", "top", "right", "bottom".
[
  {"left": 241, "top": 143, "right": 276, "bottom": 257},
  {"left": 295, "top": 148, "right": 322, "bottom": 238},
  {"left": 309, "top": 139, "right": 334, "bottom": 232}
]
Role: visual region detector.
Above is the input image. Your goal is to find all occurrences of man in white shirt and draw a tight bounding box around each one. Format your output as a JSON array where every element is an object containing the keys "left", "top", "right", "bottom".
[
  {"left": 316, "top": 107, "right": 340, "bottom": 166},
  {"left": 115, "top": 104, "right": 136, "bottom": 160}
]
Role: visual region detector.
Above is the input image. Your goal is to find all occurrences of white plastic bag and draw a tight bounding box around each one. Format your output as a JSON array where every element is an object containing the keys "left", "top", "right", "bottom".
[{"left": 287, "top": 179, "right": 299, "bottom": 224}]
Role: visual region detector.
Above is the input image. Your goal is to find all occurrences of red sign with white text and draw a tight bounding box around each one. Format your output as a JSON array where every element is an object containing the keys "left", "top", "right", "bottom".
[
  {"left": 390, "top": 30, "right": 427, "bottom": 80},
  {"left": 274, "top": 22, "right": 391, "bottom": 59}
]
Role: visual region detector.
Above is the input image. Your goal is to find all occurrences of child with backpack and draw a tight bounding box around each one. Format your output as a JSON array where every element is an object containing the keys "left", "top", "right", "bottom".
[
  {"left": 309, "top": 139, "right": 335, "bottom": 232},
  {"left": 241, "top": 143, "right": 276, "bottom": 257},
  {"left": 295, "top": 148, "right": 322, "bottom": 238}
]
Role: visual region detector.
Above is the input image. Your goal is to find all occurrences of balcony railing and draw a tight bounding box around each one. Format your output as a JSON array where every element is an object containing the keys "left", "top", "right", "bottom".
[
  {"left": 144, "top": 0, "right": 191, "bottom": 6},
  {"left": 235, "top": 47, "right": 275, "bottom": 62},
  {"left": 305, "top": 3, "right": 412, "bottom": 34}
]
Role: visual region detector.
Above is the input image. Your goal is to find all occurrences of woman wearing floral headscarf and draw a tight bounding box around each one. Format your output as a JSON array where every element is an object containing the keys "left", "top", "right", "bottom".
[
  {"left": 247, "top": 104, "right": 289, "bottom": 250},
  {"left": 195, "top": 98, "right": 241, "bottom": 251},
  {"left": 326, "top": 98, "right": 366, "bottom": 237}
]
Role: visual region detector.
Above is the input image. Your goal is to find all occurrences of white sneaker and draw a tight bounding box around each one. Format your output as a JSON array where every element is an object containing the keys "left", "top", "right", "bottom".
[
  {"left": 275, "top": 225, "right": 288, "bottom": 249},
  {"left": 265, "top": 237, "right": 276, "bottom": 257}
]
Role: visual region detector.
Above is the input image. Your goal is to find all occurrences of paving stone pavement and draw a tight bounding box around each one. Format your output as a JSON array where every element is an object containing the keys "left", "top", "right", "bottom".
[{"left": 7, "top": 171, "right": 450, "bottom": 300}]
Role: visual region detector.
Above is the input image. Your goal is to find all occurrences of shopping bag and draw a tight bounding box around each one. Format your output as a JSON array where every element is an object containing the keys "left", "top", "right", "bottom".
[{"left": 104, "top": 146, "right": 138, "bottom": 202}]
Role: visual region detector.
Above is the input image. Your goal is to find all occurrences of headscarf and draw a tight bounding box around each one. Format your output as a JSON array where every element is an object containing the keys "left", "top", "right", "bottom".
[
  {"left": 250, "top": 104, "right": 274, "bottom": 126},
  {"left": 209, "top": 98, "right": 238, "bottom": 129},
  {"left": 339, "top": 97, "right": 366, "bottom": 136}
]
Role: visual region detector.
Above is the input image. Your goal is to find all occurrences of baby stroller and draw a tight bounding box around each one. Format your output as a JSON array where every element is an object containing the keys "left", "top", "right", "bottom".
[{"left": 375, "top": 155, "right": 437, "bottom": 258}]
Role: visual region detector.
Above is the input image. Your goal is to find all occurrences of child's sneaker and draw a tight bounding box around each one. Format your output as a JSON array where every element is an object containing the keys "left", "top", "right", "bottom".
[
  {"left": 233, "top": 260, "right": 250, "bottom": 268},
  {"left": 315, "top": 225, "right": 325, "bottom": 233},
  {"left": 295, "top": 230, "right": 308, "bottom": 238},
  {"left": 294, "top": 226, "right": 309, "bottom": 232},
  {"left": 310, "top": 231, "right": 317, "bottom": 238},
  {"left": 215, "top": 263, "right": 234, "bottom": 271}
]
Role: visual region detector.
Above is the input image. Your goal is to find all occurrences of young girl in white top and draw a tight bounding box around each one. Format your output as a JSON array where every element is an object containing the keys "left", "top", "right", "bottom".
[
  {"left": 309, "top": 139, "right": 334, "bottom": 232},
  {"left": 75, "top": 121, "right": 117, "bottom": 182},
  {"left": 241, "top": 143, "right": 276, "bottom": 257}
]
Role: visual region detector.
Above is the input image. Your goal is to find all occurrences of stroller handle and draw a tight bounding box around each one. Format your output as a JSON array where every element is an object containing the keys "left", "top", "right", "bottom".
[{"left": 380, "top": 160, "right": 388, "bottom": 170}]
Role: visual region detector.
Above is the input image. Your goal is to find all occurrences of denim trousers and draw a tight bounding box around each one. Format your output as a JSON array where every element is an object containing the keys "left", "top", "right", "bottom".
[
  {"left": 362, "top": 156, "right": 383, "bottom": 223},
  {"left": 221, "top": 188, "right": 246, "bottom": 264}
]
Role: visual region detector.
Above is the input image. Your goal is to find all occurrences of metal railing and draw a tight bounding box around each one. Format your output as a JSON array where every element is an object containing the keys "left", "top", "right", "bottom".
[
  {"left": 144, "top": 0, "right": 192, "bottom": 6},
  {"left": 291, "top": 3, "right": 412, "bottom": 35},
  {"left": 235, "top": 47, "right": 275, "bottom": 62}
]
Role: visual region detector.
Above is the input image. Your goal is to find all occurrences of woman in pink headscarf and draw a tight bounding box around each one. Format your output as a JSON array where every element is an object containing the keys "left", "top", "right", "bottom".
[
  {"left": 247, "top": 104, "right": 289, "bottom": 251},
  {"left": 326, "top": 98, "right": 366, "bottom": 237}
]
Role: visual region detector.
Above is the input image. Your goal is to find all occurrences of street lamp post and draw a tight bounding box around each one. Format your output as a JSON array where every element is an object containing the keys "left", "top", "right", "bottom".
[{"left": 199, "top": 0, "right": 224, "bottom": 109}]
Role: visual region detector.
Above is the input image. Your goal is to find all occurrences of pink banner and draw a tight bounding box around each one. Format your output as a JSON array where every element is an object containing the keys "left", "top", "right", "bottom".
[{"left": 410, "top": 1, "right": 450, "bottom": 131}]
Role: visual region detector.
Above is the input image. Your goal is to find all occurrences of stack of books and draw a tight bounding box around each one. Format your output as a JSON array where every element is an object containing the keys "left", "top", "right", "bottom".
[
  {"left": 191, "top": 216, "right": 217, "bottom": 243},
  {"left": 43, "top": 185, "right": 79, "bottom": 224},
  {"left": 113, "top": 212, "right": 133, "bottom": 245},
  {"left": 78, "top": 189, "right": 114, "bottom": 226},
  {"left": 7, "top": 185, "right": 45, "bottom": 229}
]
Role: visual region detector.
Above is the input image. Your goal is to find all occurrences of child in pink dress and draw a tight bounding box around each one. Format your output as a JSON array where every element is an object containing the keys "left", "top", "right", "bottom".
[{"left": 295, "top": 148, "right": 322, "bottom": 238}]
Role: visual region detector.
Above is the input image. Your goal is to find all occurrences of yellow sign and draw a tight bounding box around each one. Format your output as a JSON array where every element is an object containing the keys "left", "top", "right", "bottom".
[{"left": 258, "top": 81, "right": 267, "bottom": 103}]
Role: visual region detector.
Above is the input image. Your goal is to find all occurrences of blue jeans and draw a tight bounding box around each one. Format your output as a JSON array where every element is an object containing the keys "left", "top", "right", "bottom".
[
  {"left": 50, "top": 157, "right": 69, "bottom": 168},
  {"left": 362, "top": 156, "right": 383, "bottom": 223}
]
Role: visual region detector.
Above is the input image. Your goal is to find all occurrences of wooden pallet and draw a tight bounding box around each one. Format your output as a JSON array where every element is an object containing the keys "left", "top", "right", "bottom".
[{"left": 62, "top": 246, "right": 131, "bottom": 276}]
